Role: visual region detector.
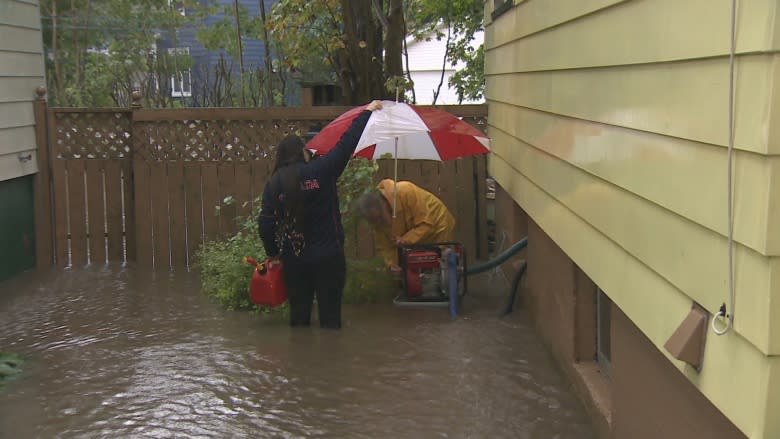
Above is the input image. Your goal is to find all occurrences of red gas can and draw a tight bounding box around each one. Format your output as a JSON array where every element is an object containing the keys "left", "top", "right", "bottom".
[{"left": 245, "top": 257, "right": 288, "bottom": 307}]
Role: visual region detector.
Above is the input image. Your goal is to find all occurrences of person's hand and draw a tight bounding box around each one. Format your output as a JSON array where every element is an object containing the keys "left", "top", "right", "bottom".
[
  {"left": 365, "top": 100, "right": 383, "bottom": 112},
  {"left": 393, "top": 236, "right": 408, "bottom": 247}
]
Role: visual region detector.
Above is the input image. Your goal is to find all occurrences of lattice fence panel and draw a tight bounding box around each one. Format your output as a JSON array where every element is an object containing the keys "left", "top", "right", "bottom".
[{"left": 133, "top": 119, "right": 332, "bottom": 162}]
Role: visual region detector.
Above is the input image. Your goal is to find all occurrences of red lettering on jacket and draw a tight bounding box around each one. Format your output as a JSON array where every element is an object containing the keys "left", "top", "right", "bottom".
[{"left": 301, "top": 179, "right": 320, "bottom": 190}]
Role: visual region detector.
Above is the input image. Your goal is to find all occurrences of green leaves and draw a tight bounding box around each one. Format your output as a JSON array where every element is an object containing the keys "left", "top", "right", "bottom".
[
  {"left": 42, "top": 0, "right": 196, "bottom": 106},
  {"left": 0, "top": 352, "right": 24, "bottom": 389}
]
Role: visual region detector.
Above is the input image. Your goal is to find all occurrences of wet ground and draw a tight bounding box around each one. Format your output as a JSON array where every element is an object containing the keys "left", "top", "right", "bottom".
[{"left": 0, "top": 265, "right": 594, "bottom": 438}]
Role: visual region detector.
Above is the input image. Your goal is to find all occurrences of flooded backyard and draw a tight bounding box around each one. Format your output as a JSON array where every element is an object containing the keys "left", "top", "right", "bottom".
[{"left": 0, "top": 265, "right": 594, "bottom": 438}]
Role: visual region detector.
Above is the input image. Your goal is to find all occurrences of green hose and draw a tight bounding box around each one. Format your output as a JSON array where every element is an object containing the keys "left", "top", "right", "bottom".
[{"left": 466, "top": 237, "right": 527, "bottom": 276}]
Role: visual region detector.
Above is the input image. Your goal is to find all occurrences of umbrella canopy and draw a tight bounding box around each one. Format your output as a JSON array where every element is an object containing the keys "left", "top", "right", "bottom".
[{"left": 305, "top": 100, "right": 490, "bottom": 160}]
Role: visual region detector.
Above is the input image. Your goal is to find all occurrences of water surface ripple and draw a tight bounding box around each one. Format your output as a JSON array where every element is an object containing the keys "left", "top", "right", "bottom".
[{"left": 0, "top": 266, "right": 594, "bottom": 438}]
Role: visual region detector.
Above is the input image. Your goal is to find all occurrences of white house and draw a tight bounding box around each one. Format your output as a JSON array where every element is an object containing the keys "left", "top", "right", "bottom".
[{"left": 404, "top": 29, "right": 484, "bottom": 105}]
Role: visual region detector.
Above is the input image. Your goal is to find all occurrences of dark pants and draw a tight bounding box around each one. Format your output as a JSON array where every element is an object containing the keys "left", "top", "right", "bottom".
[{"left": 282, "top": 252, "right": 346, "bottom": 329}]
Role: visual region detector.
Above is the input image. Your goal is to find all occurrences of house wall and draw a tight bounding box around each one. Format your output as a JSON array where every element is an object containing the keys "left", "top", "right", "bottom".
[
  {"left": 0, "top": 0, "right": 45, "bottom": 280},
  {"left": 0, "top": 0, "right": 43, "bottom": 180},
  {"left": 484, "top": 0, "right": 780, "bottom": 437},
  {"left": 404, "top": 30, "right": 484, "bottom": 105}
]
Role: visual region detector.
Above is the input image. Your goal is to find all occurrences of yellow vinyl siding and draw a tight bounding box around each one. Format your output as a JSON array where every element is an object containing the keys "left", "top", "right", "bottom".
[
  {"left": 0, "top": 102, "right": 35, "bottom": 130},
  {"left": 0, "top": 26, "right": 45, "bottom": 53},
  {"left": 485, "top": 0, "right": 780, "bottom": 437},
  {"left": 0, "top": 126, "right": 37, "bottom": 154},
  {"left": 489, "top": 102, "right": 778, "bottom": 256},
  {"left": 487, "top": 55, "right": 778, "bottom": 154},
  {"left": 490, "top": 156, "right": 779, "bottom": 438},
  {"left": 0, "top": 1, "right": 42, "bottom": 29},
  {"left": 0, "top": 0, "right": 43, "bottom": 181},
  {"left": 486, "top": 0, "right": 779, "bottom": 69},
  {"left": 0, "top": 78, "right": 46, "bottom": 102},
  {"left": 490, "top": 127, "right": 779, "bottom": 355},
  {"left": 0, "top": 51, "right": 45, "bottom": 77}
]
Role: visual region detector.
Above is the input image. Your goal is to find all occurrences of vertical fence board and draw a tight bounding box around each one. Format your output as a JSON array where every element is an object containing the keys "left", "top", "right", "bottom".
[
  {"left": 456, "top": 158, "right": 477, "bottom": 256},
  {"left": 439, "top": 160, "right": 458, "bottom": 219},
  {"left": 67, "top": 159, "right": 87, "bottom": 266},
  {"left": 52, "top": 158, "right": 69, "bottom": 267},
  {"left": 104, "top": 160, "right": 124, "bottom": 262},
  {"left": 375, "top": 159, "right": 391, "bottom": 182},
  {"left": 418, "top": 161, "right": 439, "bottom": 195},
  {"left": 201, "top": 163, "right": 220, "bottom": 242},
  {"left": 234, "top": 162, "right": 252, "bottom": 221},
  {"left": 51, "top": 114, "right": 69, "bottom": 267},
  {"left": 218, "top": 163, "right": 237, "bottom": 237},
  {"left": 122, "top": 161, "right": 136, "bottom": 262},
  {"left": 250, "top": 160, "right": 269, "bottom": 213},
  {"left": 150, "top": 163, "right": 170, "bottom": 270},
  {"left": 184, "top": 164, "right": 203, "bottom": 266},
  {"left": 133, "top": 160, "right": 153, "bottom": 268},
  {"left": 168, "top": 161, "right": 187, "bottom": 268},
  {"left": 474, "top": 155, "right": 488, "bottom": 260},
  {"left": 33, "top": 96, "right": 53, "bottom": 270},
  {"left": 86, "top": 160, "right": 106, "bottom": 264}
]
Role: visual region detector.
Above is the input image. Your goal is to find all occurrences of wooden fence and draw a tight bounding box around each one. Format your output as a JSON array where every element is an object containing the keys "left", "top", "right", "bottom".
[{"left": 32, "top": 91, "right": 488, "bottom": 271}]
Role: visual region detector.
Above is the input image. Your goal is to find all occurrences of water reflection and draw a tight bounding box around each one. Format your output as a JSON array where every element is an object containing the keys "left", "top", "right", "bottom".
[{"left": 0, "top": 266, "right": 594, "bottom": 438}]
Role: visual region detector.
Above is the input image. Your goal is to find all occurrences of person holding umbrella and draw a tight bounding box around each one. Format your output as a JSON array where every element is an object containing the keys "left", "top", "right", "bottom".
[
  {"left": 258, "top": 99, "right": 383, "bottom": 329},
  {"left": 358, "top": 179, "right": 455, "bottom": 273}
]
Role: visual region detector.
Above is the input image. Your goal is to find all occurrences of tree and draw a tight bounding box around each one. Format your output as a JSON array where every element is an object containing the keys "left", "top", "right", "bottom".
[
  {"left": 405, "top": 0, "right": 484, "bottom": 104},
  {"left": 268, "top": 0, "right": 407, "bottom": 104},
  {"left": 193, "top": 0, "right": 291, "bottom": 107},
  {"left": 267, "top": 0, "right": 483, "bottom": 106},
  {"left": 40, "top": 0, "right": 193, "bottom": 107}
]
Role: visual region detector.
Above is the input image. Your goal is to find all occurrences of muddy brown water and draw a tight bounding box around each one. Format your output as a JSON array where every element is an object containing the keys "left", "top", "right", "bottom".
[{"left": 0, "top": 265, "right": 595, "bottom": 438}]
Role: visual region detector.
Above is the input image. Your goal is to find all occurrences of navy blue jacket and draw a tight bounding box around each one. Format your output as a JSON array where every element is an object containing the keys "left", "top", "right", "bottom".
[{"left": 258, "top": 110, "right": 372, "bottom": 262}]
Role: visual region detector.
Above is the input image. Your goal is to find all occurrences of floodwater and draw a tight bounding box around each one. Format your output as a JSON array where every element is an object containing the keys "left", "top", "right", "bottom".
[{"left": 0, "top": 265, "right": 595, "bottom": 439}]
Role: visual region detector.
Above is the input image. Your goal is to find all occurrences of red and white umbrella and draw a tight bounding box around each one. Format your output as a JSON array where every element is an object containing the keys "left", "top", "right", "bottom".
[
  {"left": 306, "top": 100, "right": 490, "bottom": 160},
  {"left": 306, "top": 100, "right": 490, "bottom": 216}
]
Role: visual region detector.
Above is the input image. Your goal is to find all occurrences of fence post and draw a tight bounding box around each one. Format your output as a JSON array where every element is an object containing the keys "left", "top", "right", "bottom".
[
  {"left": 32, "top": 86, "right": 54, "bottom": 271},
  {"left": 125, "top": 90, "right": 145, "bottom": 268}
]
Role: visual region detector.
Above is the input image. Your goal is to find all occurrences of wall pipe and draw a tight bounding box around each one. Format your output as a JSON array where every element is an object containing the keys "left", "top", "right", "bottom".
[
  {"left": 463, "top": 237, "right": 528, "bottom": 316},
  {"left": 466, "top": 237, "right": 527, "bottom": 275}
]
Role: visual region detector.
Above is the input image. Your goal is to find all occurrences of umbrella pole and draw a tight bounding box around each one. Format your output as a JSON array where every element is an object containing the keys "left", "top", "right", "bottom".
[{"left": 393, "top": 136, "right": 398, "bottom": 218}]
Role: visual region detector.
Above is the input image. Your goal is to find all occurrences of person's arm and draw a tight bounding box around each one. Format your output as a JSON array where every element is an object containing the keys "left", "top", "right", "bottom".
[
  {"left": 311, "top": 100, "right": 382, "bottom": 179},
  {"left": 257, "top": 181, "right": 280, "bottom": 257}
]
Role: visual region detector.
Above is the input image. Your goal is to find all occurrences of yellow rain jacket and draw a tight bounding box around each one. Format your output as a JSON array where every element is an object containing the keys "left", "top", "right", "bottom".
[{"left": 374, "top": 179, "right": 456, "bottom": 267}]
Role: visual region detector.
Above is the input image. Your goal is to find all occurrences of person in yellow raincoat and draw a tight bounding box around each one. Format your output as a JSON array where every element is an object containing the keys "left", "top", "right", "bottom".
[{"left": 357, "top": 179, "right": 455, "bottom": 271}]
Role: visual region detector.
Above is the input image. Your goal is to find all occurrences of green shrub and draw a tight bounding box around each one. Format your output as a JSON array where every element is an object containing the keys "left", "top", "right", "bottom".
[
  {"left": 344, "top": 256, "right": 397, "bottom": 303},
  {"left": 196, "top": 199, "right": 283, "bottom": 312}
]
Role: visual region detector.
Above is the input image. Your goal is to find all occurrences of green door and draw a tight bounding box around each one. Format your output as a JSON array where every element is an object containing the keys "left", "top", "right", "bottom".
[{"left": 0, "top": 175, "right": 35, "bottom": 281}]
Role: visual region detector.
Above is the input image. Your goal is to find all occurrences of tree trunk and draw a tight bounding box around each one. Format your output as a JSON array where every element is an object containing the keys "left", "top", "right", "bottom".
[
  {"left": 384, "top": 0, "right": 403, "bottom": 82},
  {"left": 339, "top": 0, "right": 386, "bottom": 104},
  {"left": 50, "top": 0, "right": 65, "bottom": 105},
  {"left": 258, "top": 0, "right": 274, "bottom": 106}
]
